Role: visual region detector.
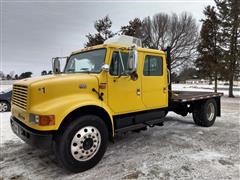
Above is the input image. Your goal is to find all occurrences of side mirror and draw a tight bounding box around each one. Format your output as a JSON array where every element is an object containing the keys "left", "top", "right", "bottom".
[
  {"left": 52, "top": 57, "right": 61, "bottom": 74},
  {"left": 101, "top": 64, "right": 110, "bottom": 72},
  {"left": 127, "top": 48, "right": 138, "bottom": 74}
]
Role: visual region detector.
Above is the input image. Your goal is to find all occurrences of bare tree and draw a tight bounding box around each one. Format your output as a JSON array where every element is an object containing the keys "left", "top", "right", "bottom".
[
  {"left": 0, "top": 71, "right": 4, "bottom": 80},
  {"left": 9, "top": 71, "right": 15, "bottom": 79},
  {"left": 142, "top": 12, "right": 199, "bottom": 70}
]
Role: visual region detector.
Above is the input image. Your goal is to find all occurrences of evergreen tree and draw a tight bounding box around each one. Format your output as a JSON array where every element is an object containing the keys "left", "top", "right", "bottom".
[
  {"left": 14, "top": 74, "right": 18, "bottom": 80},
  {"left": 85, "top": 16, "right": 114, "bottom": 47},
  {"left": 215, "top": 0, "right": 240, "bottom": 97},
  {"left": 120, "top": 18, "right": 143, "bottom": 38},
  {"left": 0, "top": 71, "right": 4, "bottom": 80},
  {"left": 6, "top": 74, "right": 12, "bottom": 80},
  {"left": 178, "top": 67, "right": 199, "bottom": 82},
  {"left": 19, "top": 72, "right": 32, "bottom": 79},
  {"left": 41, "top": 70, "right": 47, "bottom": 76},
  {"left": 196, "top": 6, "right": 222, "bottom": 92}
]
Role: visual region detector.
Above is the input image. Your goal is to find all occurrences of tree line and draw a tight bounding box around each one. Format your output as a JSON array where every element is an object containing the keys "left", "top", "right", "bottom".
[
  {"left": 0, "top": 70, "right": 52, "bottom": 80},
  {"left": 0, "top": 71, "right": 33, "bottom": 80},
  {"left": 85, "top": 0, "right": 239, "bottom": 97}
]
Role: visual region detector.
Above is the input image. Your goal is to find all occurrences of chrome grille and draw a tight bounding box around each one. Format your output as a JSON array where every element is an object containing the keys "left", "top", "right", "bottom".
[{"left": 12, "top": 85, "right": 28, "bottom": 110}]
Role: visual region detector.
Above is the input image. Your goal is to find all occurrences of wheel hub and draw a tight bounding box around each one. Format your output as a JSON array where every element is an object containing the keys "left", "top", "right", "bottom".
[
  {"left": 83, "top": 138, "right": 93, "bottom": 150},
  {"left": 71, "top": 126, "right": 101, "bottom": 161}
]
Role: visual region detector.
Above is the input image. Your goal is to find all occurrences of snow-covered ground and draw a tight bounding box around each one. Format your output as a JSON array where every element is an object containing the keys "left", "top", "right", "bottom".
[
  {"left": 0, "top": 84, "right": 240, "bottom": 179},
  {"left": 173, "top": 83, "right": 240, "bottom": 97}
]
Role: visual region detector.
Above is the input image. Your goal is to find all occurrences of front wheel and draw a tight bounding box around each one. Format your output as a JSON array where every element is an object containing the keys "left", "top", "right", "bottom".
[
  {"left": 54, "top": 115, "right": 108, "bottom": 172},
  {"left": 192, "top": 99, "right": 217, "bottom": 127}
]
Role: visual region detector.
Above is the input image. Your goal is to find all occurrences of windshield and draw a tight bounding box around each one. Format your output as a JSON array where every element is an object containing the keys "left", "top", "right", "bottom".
[{"left": 64, "top": 49, "right": 106, "bottom": 73}]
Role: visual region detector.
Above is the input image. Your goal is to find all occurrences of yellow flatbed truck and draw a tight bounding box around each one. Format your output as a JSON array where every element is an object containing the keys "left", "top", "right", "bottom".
[{"left": 10, "top": 36, "right": 222, "bottom": 172}]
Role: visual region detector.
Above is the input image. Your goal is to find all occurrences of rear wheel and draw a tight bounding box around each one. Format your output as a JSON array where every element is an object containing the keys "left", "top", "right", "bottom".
[
  {"left": 54, "top": 115, "right": 108, "bottom": 172},
  {"left": 192, "top": 99, "right": 217, "bottom": 127}
]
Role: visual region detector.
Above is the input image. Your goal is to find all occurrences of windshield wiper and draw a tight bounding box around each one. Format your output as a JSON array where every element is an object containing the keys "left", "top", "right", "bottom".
[
  {"left": 79, "top": 70, "right": 99, "bottom": 74},
  {"left": 64, "top": 69, "right": 99, "bottom": 74},
  {"left": 66, "top": 68, "right": 75, "bottom": 72}
]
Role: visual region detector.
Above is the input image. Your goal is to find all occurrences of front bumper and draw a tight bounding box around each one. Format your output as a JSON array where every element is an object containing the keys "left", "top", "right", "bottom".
[{"left": 10, "top": 116, "right": 54, "bottom": 149}]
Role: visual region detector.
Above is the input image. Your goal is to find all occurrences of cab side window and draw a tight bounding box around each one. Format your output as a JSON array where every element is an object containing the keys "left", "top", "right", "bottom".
[
  {"left": 143, "top": 55, "right": 163, "bottom": 76},
  {"left": 110, "top": 51, "right": 129, "bottom": 76}
]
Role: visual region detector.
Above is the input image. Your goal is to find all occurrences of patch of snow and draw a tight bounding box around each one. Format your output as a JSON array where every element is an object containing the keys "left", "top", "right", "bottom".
[
  {"left": 0, "top": 112, "right": 20, "bottom": 146},
  {"left": 187, "top": 151, "right": 225, "bottom": 161},
  {"left": 172, "top": 83, "right": 240, "bottom": 96},
  {"left": 0, "top": 85, "right": 12, "bottom": 92}
]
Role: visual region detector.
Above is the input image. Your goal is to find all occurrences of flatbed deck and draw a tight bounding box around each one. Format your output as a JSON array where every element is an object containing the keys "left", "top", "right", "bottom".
[{"left": 171, "top": 91, "right": 223, "bottom": 103}]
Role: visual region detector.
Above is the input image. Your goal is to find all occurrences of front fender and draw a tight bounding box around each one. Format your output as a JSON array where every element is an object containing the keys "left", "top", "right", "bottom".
[{"left": 30, "top": 94, "right": 114, "bottom": 131}]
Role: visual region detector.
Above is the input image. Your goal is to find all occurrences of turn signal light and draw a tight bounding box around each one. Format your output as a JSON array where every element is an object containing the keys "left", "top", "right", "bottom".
[
  {"left": 99, "top": 83, "right": 107, "bottom": 89},
  {"left": 29, "top": 114, "right": 55, "bottom": 126},
  {"left": 38, "top": 115, "right": 55, "bottom": 126}
]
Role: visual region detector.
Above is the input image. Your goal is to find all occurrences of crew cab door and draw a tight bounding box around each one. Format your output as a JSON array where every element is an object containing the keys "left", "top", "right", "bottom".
[
  {"left": 107, "top": 49, "right": 144, "bottom": 114},
  {"left": 141, "top": 54, "right": 168, "bottom": 109}
]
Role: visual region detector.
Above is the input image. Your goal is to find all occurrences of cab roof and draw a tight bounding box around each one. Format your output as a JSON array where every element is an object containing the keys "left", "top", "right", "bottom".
[{"left": 71, "top": 43, "right": 165, "bottom": 56}]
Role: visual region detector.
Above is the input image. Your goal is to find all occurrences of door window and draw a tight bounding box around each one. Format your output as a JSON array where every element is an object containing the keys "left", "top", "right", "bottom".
[
  {"left": 143, "top": 55, "right": 163, "bottom": 76},
  {"left": 110, "top": 51, "right": 129, "bottom": 76}
]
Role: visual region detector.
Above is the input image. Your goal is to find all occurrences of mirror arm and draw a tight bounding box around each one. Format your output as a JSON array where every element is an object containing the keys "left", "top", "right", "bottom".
[{"left": 118, "top": 50, "right": 125, "bottom": 76}]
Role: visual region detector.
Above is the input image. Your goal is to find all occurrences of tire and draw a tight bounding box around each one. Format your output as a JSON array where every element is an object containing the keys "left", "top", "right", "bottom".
[
  {"left": 54, "top": 115, "right": 108, "bottom": 173},
  {"left": 0, "top": 101, "right": 10, "bottom": 112},
  {"left": 192, "top": 99, "right": 217, "bottom": 127}
]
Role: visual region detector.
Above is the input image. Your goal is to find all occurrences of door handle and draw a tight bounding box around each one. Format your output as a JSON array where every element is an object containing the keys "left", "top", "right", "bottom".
[
  {"left": 163, "top": 87, "right": 167, "bottom": 93},
  {"left": 136, "top": 89, "right": 141, "bottom": 96},
  {"left": 167, "top": 68, "right": 171, "bottom": 85}
]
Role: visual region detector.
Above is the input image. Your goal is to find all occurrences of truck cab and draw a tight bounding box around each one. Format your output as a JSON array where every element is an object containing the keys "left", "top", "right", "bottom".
[{"left": 10, "top": 35, "right": 222, "bottom": 173}]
